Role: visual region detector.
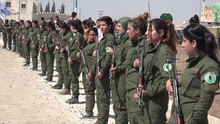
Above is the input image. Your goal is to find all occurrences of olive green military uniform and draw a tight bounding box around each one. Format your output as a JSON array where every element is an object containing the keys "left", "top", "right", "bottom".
[
  {"left": 69, "top": 32, "right": 84, "bottom": 98},
  {"left": 59, "top": 31, "right": 72, "bottom": 88},
  {"left": 5, "top": 24, "right": 13, "bottom": 50},
  {"left": 169, "top": 54, "right": 220, "bottom": 124},
  {"left": 21, "top": 27, "right": 26, "bottom": 58},
  {"left": 122, "top": 36, "right": 153, "bottom": 123},
  {"left": 17, "top": 26, "right": 22, "bottom": 54},
  {"left": 11, "top": 22, "right": 17, "bottom": 52},
  {"left": 91, "top": 33, "right": 114, "bottom": 124},
  {"left": 81, "top": 41, "right": 96, "bottom": 115},
  {"left": 54, "top": 32, "right": 63, "bottom": 85},
  {"left": 39, "top": 31, "right": 48, "bottom": 74},
  {"left": 31, "top": 27, "right": 41, "bottom": 69},
  {"left": 45, "top": 30, "right": 56, "bottom": 80},
  {"left": 24, "top": 27, "right": 33, "bottom": 65},
  {"left": 111, "top": 17, "right": 130, "bottom": 124},
  {"left": 133, "top": 44, "right": 174, "bottom": 124},
  {"left": 2, "top": 24, "right": 8, "bottom": 48}
]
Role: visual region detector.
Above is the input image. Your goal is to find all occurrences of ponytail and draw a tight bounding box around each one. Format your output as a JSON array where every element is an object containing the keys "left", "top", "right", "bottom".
[
  {"left": 204, "top": 31, "right": 220, "bottom": 66},
  {"left": 166, "top": 22, "right": 177, "bottom": 54}
]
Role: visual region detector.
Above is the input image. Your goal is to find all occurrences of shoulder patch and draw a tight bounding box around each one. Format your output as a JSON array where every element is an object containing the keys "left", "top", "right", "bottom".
[
  {"left": 204, "top": 72, "right": 216, "bottom": 84},
  {"left": 106, "top": 47, "right": 111, "bottom": 53},
  {"left": 70, "top": 37, "right": 72, "bottom": 41},
  {"left": 163, "top": 63, "right": 172, "bottom": 72}
]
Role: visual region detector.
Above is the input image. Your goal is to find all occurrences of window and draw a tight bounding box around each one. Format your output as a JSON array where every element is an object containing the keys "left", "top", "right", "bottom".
[
  {"left": 21, "top": 4, "right": 26, "bottom": 9},
  {"left": 6, "top": 2, "right": 11, "bottom": 7}
]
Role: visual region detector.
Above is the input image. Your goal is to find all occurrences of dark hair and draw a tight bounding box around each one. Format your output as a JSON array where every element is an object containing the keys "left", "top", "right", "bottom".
[
  {"left": 183, "top": 24, "right": 220, "bottom": 65},
  {"left": 58, "top": 21, "right": 70, "bottom": 33},
  {"left": 45, "top": 22, "right": 55, "bottom": 30},
  {"left": 88, "top": 27, "right": 98, "bottom": 36},
  {"left": 50, "top": 17, "right": 53, "bottom": 20},
  {"left": 5, "top": 19, "right": 8, "bottom": 24},
  {"left": 41, "top": 17, "right": 44, "bottom": 20},
  {"left": 82, "top": 20, "right": 88, "bottom": 25},
  {"left": 20, "top": 20, "right": 24, "bottom": 24},
  {"left": 71, "top": 19, "right": 84, "bottom": 35},
  {"left": 149, "top": 18, "right": 177, "bottom": 54},
  {"left": 55, "top": 16, "right": 59, "bottom": 19},
  {"left": 32, "top": 20, "right": 38, "bottom": 26},
  {"left": 71, "top": 12, "right": 77, "bottom": 17},
  {"left": 113, "top": 21, "right": 118, "bottom": 27},
  {"left": 129, "top": 12, "right": 149, "bottom": 35},
  {"left": 100, "top": 16, "right": 114, "bottom": 34},
  {"left": 189, "top": 15, "right": 200, "bottom": 24},
  {"left": 26, "top": 20, "right": 32, "bottom": 27},
  {"left": 96, "top": 19, "right": 100, "bottom": 22},
  {"left": 16, "top": 22, "right": 20, "bottom": 26}
]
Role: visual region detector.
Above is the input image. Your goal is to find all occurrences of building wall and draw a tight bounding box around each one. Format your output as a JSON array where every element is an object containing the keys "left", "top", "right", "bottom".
[
  {"left": 201, "top": 6, "right": 213, "bottom": 22},
  {"left": 4, "top": 0, "right": 37, "bottom": 21}
]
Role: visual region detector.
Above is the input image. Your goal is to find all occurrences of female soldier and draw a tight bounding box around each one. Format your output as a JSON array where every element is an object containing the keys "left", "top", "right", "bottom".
[
  {"left": 39, "top": 22, "right": 48, "bottom": 76},
  {"left": 167, "top": 24, "right": 220, "bottom": 124},
  {"left": 133, "top": 18, "right": 177, "bottom": 124},
  {"left": 88, "top": 16, "right": 114, "bottom": 124},
  {"left": 52, "top": 21, "right": 72, "bottom": 90},
  {"left": 77, "top": 28, "right": 98, "bottom": 119},
  {"left": 23, "top": 20, "right": 33, "bottom": 66},
  {"left": 109, "top": 16, "right": 130, "bottom": 124},
  {"left": 61, "top": 20, "right": 84, "bottom": 101},
  {"left": 120, "top": 13, "right": 151, "bottom": 123},
  {"left": 31, "top": 20, "right": 41, "bottom": 70},
  {"left": 44, "top": 22, "right": 56, "bottom": 81}
]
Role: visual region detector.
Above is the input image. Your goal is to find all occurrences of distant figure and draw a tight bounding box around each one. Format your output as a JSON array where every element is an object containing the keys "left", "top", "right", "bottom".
[
  {"left": 82, "top": 19, "right": 89, "bottom": 42},
  {"left": 95, "top": 19, "right": 103, "bottom": 41},
  {"left": 113, "top": 20, "right": 118, "bottom": 32},
  {"left": 66, "top": 12, "right": 77, "bottom": 27},
  {"left": 41, "top": 17, "right": 45, "bottom": 24},
  {"left": 55, "top": 16, "right": 60, "bottom": 23},
  {"left": 189, "top": 15, "right": 200, "bottom": 24},
  {"left": 50, "top": 17, "right": 55, "bottom": 26},
  {"left": 88, "top": 17, "right": 95, "bottom": 28},
  {"left": 160, "top": 13, "right": 173, "bottom": 23}
]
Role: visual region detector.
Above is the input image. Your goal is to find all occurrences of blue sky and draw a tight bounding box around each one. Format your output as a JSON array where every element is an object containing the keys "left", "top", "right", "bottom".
[{"left": 37, "top": 0, "right": 220, "bottom": 25}]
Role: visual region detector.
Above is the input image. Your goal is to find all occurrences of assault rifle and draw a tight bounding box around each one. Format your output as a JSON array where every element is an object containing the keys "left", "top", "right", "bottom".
[
  {"left": 76, "top": 40, "right": 92, "bottom": 86},
  {"left": 167, "top": 54, "right": 184, "bottom": 124},
  {"left": 109, "top": 31, "right": 119, "bottom": 86},
  {"left": 95, "top": 37, "right": 100, "bottom": 87}
]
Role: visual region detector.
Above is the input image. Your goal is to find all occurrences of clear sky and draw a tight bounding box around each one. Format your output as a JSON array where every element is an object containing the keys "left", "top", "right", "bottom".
[{"left": 37, "top": 0, "right": 220, "bottom": 25}]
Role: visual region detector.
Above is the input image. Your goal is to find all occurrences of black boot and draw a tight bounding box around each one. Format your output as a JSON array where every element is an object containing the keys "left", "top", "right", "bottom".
[{"left": 65, "top": 96, "right": 79, "bottom": 104}]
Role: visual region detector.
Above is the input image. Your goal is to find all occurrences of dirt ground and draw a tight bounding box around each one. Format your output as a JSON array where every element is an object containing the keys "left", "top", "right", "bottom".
[{"left": 0, "top": 42, "right": 219, "bottom": 124}]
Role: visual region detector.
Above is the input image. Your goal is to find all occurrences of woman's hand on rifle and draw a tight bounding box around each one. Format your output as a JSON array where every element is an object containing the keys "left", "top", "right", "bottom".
[
  {"left": 166, "top": 80, "right": 173, "bottom": 93},
  {"left": 96, "top": 72, "right": 103, "bottom": 79},
  {"left": 68, "top": 57, "right": 73, "bottom": 65},
  {"left": 93, "top": 51, "right": 97, "bottom": 57},
  {"left": 76, "top": 52, "right": 81, "bottom": 58},
  {"left": 87, "top": 73, "right": 93, "bottom": 80},
  {"left": 133, "top": 58, "right": 140, "bottom": 68}
]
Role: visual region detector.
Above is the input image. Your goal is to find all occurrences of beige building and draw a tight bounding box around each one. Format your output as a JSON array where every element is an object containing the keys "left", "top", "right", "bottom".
[
  {"left": 201, "top": 6, "right": 213, "bottom": 22},
  {"left": 3, "top": 0, "right": 37, "bottom": 21}
]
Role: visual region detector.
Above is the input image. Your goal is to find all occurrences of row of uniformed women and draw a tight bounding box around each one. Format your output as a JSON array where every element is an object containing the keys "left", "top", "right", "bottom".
[{"left": 84, "top": 12, "right": 220, "bottom": 124}]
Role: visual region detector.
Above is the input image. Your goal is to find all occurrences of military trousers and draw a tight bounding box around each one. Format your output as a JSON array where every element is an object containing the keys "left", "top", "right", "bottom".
[
  {"left": 112, "top": 72, "right": 128, "bottom": 124},
  {"left": 7, "top": 35, "right": 11, "bottom": 50},
  {"left": 22, "top": 43, "right": 26, "bottom": 58},
  {"left": 3, "top": 33, "right": 7, "bottom": 48},
  {"left": 61, "top": 56, "right": 70, "bottom": 88},
  {"left": 46, "top": 51, "right": 54, "bottom": 80},
  {"left": 69, "top": 60, "right": 81, "bottom": 96},
  {"left": 126, "top": 89, "right": 144, "bottom": 124},
  {"left": 25, "top": 43, "right": 30, "bottom": 64},
  {"left": 40, "top": 52, "right": 46, "bottom": 73},
  {"left": 31, "top": 45, "right": 39, "bottom": 68},
  {"left": 96, "top": 75, "right": 110, "bottom": 124},
  {"left": 12, "top": 36, "right": 16, "bottom": 51},
  {"left": 82, "top": 72, "right": 96, "bottom": 115},
  {"left": 55, "top": 54, "right": 63, "bottom": 85}
]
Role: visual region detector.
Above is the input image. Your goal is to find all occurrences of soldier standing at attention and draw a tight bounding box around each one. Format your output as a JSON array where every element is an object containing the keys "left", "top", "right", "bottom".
[
  {"left": 39, "top": 22, "right": 48, "bottom": 76},
  {"left": 122, "top": 13, "right": 152, "bottom": 123},
  {"left": 133, "top": 18, "right": 177, "bottom": 124},
  {"left": 23, "top": 20, "right": 33, "bottom": 66},
  {"left": 89, "top": 16, "right": 114, "bottom": 124},
  {"left": 5, "top": 20, "right": 13, "bottom": 51},
  {"left": 109, "top": 16, "right": 130, "bottom": 124},
  {"left": 166, "top": 24, "right": 220, "bottom": 124},
  {"left": 44, "top": 22, "right": 56, "bottom": 81},
  {"left": 2, "top": 19, "right": 9, "bottom": 49},
  {"left": 77, "top": 28, "right": 98, "bottom": 119},
  {"left": 30, "top": 20, "right": 41, "bottom": 71}
]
